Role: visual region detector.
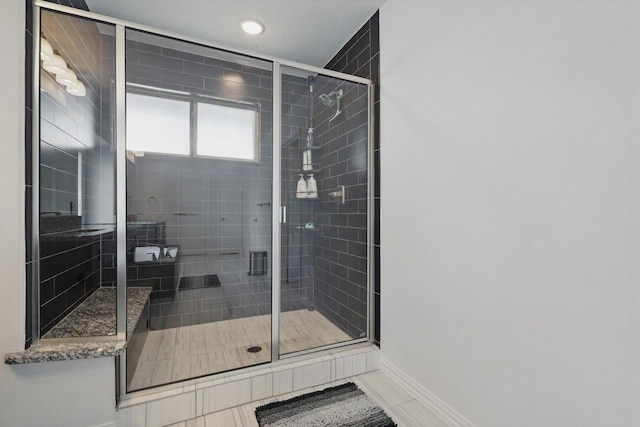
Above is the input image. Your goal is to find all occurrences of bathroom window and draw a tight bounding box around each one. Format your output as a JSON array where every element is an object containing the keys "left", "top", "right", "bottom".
[
  {"left": 196, "top": 102, "right": 259, "bottom": 161},
  {"left": 126, "top": 93, "right": 191, "bottom": 155},
  {"left": 126, "top": 86, "right": 259, "bottom": 161}
]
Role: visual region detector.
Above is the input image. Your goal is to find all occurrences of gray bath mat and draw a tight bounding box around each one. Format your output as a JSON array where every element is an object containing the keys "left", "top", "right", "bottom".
[{"left": 255, "top": 382, "right": 396, "bottom": 426}]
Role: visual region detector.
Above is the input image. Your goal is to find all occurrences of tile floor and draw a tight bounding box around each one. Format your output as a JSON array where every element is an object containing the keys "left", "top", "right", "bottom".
[
  {"left": 129, "top": 309, "right": 352, "bottom": 391},
  {"left": 160, "top": 370, "right": 450, "bottom": 427}
]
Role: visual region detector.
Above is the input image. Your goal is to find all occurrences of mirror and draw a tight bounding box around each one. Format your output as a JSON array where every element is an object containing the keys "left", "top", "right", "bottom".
[{"left": 38, "top": 10, "right": 117, "bottom": 337}]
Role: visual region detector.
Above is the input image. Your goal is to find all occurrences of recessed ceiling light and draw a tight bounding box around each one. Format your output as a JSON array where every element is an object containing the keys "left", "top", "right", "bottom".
[{"left": 240, "top": 19, "right": 264, "bottom": 35}]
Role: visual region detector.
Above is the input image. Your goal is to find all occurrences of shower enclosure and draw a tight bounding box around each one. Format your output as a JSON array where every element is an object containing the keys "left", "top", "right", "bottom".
[{"left": 31, "top": 2, "right": 373, "bottom": 397}]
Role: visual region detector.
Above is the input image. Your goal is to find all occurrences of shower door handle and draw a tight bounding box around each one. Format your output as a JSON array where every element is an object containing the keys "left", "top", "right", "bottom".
[{"left": 280, "top": 206, "right": 287, "bottom": 224}]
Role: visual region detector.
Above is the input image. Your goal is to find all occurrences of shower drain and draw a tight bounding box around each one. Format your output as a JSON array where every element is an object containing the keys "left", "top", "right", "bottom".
[{"left": 247, "top": 346, "right": 262, "bottom": 353}]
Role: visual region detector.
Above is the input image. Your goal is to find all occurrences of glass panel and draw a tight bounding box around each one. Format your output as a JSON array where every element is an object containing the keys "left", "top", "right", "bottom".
[
  {"left": 125, "top": 29, "right": 273, "bottom": 392},
  {"left": 38, "top": 10, "right": 117, "bottom": 339},
  {"left": 280, "top": 67, "right": 369, "bottom": 355}
]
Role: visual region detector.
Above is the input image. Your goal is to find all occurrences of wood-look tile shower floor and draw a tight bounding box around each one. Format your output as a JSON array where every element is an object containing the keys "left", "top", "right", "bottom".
[{"left": 129, "top": 309, "right": 352, "bottom": 391}]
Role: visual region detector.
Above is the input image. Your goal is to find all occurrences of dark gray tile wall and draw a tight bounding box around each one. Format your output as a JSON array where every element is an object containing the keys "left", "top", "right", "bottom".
[
  {"left": 39, "top": 232, "right": 101, "bottom": 334},
  {"left": 280, "top": 75, "right": 315, "bottom": 313},
  {"left": 97, "top": 33, "right": 117, "bottom": 288},
  {"left": 323, "top": 11, "right": 380, "bottom": 345},
  {"left": 310, "top": 75, "right": 369, "bottom": 339},
  {"left": 277, "top": 66, "right": 371, "bottom": 341},
  {"left": 100, "top": 33, "right": 115, "bottom": 144},
  {"left": 100, "top": 230, "right": 117, "bottom": 287}
]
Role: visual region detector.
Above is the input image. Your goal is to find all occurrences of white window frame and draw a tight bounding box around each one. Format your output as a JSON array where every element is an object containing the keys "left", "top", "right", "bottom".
[{"left": 126, "top": 84, "right": 261, "bottom": 162}]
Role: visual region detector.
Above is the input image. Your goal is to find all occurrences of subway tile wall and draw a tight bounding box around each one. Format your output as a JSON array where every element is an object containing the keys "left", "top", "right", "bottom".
[
  {"left": 39, "top": 232, "right": 102, "bottom": 334},
  {"left": 311, "top": 75, "right": 370, "bottom": 339},
  {"left": 280, "top": 74, "right": 315, "bottom": 313},
  {"left": 280, "top": 67, "right": 371, "bottom": 341},
  {"left": 324, "top": 11, "right": 380, "bottom": 345}
]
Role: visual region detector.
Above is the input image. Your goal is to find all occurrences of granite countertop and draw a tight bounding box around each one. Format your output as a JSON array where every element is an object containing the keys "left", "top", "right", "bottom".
[
  {"left": 4, "top": 341, "right": 127, "bottom": 364},
  {"left": 5, "top": 287, "right": 152, "bottom": 365},
  {"left": 43, "top": 287, "right": 151, "bottom": 340}
]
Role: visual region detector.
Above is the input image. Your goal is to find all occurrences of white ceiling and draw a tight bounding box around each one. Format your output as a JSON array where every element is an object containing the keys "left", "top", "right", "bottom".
[{"left": 84, "top": 0, "right": 386, "bottom": 67}]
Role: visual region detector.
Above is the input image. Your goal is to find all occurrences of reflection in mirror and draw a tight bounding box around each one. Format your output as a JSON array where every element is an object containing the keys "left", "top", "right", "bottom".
[{"left": 38, "top": 10, "right": 117, "bottom": 338}]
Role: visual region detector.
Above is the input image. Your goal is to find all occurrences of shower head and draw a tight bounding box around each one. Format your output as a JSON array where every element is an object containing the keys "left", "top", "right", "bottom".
[
  {"left": 318, "top": 89, "right": 343, "bottom": 106},
  {"left": 318, "top": 93, "right": 333, "bottom": 106}
]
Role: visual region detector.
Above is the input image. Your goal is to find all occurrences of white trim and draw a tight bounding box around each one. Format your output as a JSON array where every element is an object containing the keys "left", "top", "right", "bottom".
[{"left": 379, "top": 357, "right": 478, "bottom": 427}]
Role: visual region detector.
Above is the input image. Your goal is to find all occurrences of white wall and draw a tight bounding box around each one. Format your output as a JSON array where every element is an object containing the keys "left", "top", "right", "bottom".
[
  {"left": 380, "top": 1, "right": 640, "bottom": 426},
  {"left": 0, "top": 1, "right": 116, "bottom": 426}
]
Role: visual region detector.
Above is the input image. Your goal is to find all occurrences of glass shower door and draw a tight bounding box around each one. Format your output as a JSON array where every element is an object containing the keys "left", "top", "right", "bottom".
[
  {"left": 279, "top": 66, "right": 371, "bottom": 355},
  {"left": 125, "top": 29, "right": 274, "bottom": 391}
]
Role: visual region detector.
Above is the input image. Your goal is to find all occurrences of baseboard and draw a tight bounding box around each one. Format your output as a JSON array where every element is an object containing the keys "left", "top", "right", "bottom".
[{"left": 379, "top": 357, "right": 477, "bottom": 427}]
